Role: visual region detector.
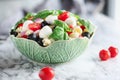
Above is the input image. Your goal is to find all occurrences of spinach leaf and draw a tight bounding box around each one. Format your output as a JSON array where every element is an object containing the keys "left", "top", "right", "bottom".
[{"left": 54, "top": 20, "right": 71, "bottom": 32}]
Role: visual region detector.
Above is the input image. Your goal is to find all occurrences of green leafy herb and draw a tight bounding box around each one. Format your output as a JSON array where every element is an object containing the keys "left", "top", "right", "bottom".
[
  {"left": 52, "top": 10, "right": 63, "bottom": 15},
  {"left": 33, "top": 10, "right": 53, "bottom": 19},
  {"left": 64, "top": 32, "right": 69, "bottom": 40},
  {"left": 24, "top": 13, "right": 35, "bottom": 19},
  {"left": 70, "top": 13, "right": 80, "bottom": 20},
  {"left": 50, "top": 26, "right": 69, "bottom": 40},
  {"left": 78, "top": 18, "right": 95, "bottom": 34},
  {"left": 54, "top": 20, "right": 71, "bottom": 32},
  {"left": 50, "top": 26, "right": 65, "bottom": 40},
  {"left": 33, "top": 10, "right": 63, "bottom": 19}
]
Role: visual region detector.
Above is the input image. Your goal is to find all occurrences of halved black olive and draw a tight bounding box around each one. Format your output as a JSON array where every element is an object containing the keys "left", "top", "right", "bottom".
[
  {"left": 90, "top": 32, "right": 94, "bottom": 37},
  {"left": 82, "top": 32, "right": 91, "bottom": 38},
  {"left": 27, "top": 33, "right": 36, "bottom": 40},
  {"left": 41, "top": 21, "right": 50, "bottom": 28},
  {"left": 27, "top": 33, "right": 44, "bottom": 46},
  {"left": 37, "top": 38, "right": 44, "bottom": 47},
  {"left": 10, "top": 29, "right": 18, "bottom": 37}
]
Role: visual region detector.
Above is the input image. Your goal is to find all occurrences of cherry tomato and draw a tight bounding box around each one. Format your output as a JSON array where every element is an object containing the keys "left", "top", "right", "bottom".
[
  {"left": 99, "top": 49, "right": 110, "bottom": 61},
  {"left": 69, "top": 25, "right": 74, "bottom": 29},
  {"left": 20, "top": 31, "right": 28, "bottom": 38},
  {"left": 67, "top": 31, "right": 72, "bottom": 35},
  {"left": 17, "top": 23, "right": 23, "bottom": 28},
  {"left": 28, "top": 23, "right": 41, "bottom": 31},
  {"left": 108, "top": 46, "right": 119, "bottom": 58},
  {"left": 80, "top": 25, "right": 85, "bottom": 31},
  {"left": 39, "top": 67, "right": 54, "bottom": 80},
  {"left": 58, "top": 11, "right": 69, "bottom": 21}
]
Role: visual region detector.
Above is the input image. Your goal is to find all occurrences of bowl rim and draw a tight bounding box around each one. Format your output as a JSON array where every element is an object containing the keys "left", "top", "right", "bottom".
[{"left": 10, "top": 35, "right": 90, "bottom": 48}]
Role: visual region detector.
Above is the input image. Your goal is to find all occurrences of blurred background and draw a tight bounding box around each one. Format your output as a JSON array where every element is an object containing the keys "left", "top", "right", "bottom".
[{"left": 0, "top": 0, "right": 120, "bottom": 41}]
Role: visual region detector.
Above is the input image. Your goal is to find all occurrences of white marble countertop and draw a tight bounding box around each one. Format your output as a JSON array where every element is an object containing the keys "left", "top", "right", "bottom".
[{"left": 0, "top": 14, "right": 120, "bottom": 80}]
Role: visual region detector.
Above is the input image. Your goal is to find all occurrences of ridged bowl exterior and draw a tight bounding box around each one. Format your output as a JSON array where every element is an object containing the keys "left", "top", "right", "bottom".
[{"left": 11, "top": 36, "right": 89, "bottom": 64}]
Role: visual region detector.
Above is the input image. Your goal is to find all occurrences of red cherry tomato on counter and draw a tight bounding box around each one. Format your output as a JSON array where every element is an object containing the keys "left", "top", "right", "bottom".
[
  {"left": 39, "top": 67, "right": 55, "bottom": 80},
  {"left": 58, "top": 11, "right": 69, "bottom": 21},
  {"left": 28, "top": 23, "right": 41, "bottom": 31},
  {"left": 108, "top": 46, "right": 119, "bottom": 58},
  {"left": 99, "top": 49, "right": 110, "bottom": 61}
]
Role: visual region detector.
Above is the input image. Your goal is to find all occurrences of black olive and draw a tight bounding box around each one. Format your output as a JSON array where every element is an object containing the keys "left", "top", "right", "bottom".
[
  {"left": 10, "top": 29, "right": 18, "bottom": 37},
  {"left": 27, "top": 33, "right": 35, "bottom": 40},
  {"left": 36, "top": 38, "right": 44, "bottom": 47},
  {"left": 14, "top": 32, "right": 18, "bottom": 37},
  {"left": 90, "top": 32, "right": 93, "bottom": 37},
  {"left": 10, "top": 29, "right": 15, "bottom": 35},
  {"left": 41, "top": 21, "right": 50, "bottom": 28},
  {"left": 82, "top": 32, "right": 91, "bottom": 38},
  {"left": 28, "top": 33, "right": 44, "bottom": 46}
]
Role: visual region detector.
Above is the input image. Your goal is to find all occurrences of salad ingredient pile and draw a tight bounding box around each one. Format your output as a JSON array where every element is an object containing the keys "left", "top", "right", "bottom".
[{"left": 10, "top": 10, "right": 94, "bottom": 47}]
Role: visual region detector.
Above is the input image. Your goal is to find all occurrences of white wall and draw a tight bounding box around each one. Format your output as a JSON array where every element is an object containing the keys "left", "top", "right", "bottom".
[{"left": 108, "top": 0, "right": 120, "bottom": 22}]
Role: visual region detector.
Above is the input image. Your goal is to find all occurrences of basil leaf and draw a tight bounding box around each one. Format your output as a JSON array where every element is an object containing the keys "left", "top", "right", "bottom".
[
  {"left": 54, "top": 20, "right": 71, "bottom": 32},
  {"left": 56, "top": 10, "right": 63, "bottom": 14},
  {"left": 24, "top": 13, "right": 35, "bottom": 19},
  {"left": 49, "top": 26, "right": 64, "bottom": 40},
  {"left": 64, "top": 32, "right": 69, "bottom": 40},
  {"left": 33, "top": 10, "right": 53, "bottom": 19},
  {"left": 33, "top": 10, "right": 63, "bottom": 20},
  {"left": 78, "top": 18, "right": 95, "bottom": 34},
  {"left": 52, "top": 10, "right": 63, "bottom": 15}
]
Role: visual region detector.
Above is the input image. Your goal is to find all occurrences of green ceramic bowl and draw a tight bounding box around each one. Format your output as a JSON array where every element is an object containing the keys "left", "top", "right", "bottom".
[{"left": 10, "top": 10, "right": 96, "bottom": 64}]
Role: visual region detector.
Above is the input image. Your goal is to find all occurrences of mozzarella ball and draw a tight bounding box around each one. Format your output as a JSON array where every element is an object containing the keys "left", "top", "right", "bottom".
[
  {"left": 22, "top": 20, "right": 33, "bottom": 31},
  {"left": 45, "top": 15, "right": 58, "bottom": 24},
  {"left": 65, "top": 17, "right": 77, "bottom": 27},
  {"left": 34, "top": 18, "right": 44, "bottom": 23},
  {"left": 39, "top": 26, "right": 52, "bottom": 38}
]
